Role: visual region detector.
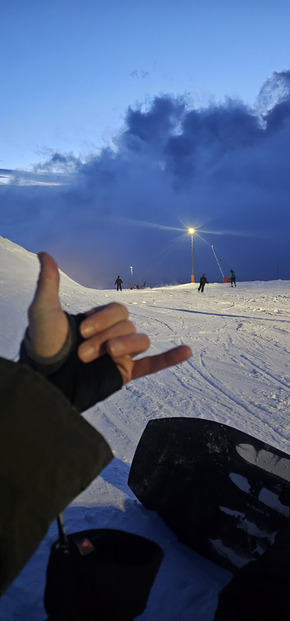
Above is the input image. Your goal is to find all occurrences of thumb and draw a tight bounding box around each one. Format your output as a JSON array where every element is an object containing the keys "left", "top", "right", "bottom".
[
  {"left": 28, "top": 252, "right": 69, "bottom": 357},
  {"left": 30, "top": 251, "right": 61, "bottom": 313}
]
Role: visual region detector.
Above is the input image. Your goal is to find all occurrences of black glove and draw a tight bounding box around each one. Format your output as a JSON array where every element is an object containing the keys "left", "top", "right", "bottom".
[{"left": 19, "top": 313, "right": 123, "bottom": 412}]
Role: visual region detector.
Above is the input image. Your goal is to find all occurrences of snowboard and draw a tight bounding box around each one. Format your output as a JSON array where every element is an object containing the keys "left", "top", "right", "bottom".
[{"left": 128, "top": 418, "right": 290, "bottom": 571}]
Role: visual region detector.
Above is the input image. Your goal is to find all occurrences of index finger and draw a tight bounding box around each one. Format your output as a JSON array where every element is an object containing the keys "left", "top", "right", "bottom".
[
  {"left": 131, "top": 345, "right": 192, "bottom": 379},
  {"left": 80, "top": 303, "right": 129, "bottom": 338}
]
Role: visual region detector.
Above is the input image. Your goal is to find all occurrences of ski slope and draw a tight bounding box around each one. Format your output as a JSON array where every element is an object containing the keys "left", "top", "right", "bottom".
[{"left": 0, "top": 236, "right": 289, "bottom": 620}]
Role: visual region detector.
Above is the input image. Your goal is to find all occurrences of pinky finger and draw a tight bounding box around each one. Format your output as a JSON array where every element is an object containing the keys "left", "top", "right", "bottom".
[{"left": 131, "top": 345, "right": 192, "bottom": 380}]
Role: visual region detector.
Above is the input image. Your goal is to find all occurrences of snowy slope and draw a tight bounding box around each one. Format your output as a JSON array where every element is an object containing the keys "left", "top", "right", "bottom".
[{"left": 0, "top": 237, "right": 289, "bottom": 620}]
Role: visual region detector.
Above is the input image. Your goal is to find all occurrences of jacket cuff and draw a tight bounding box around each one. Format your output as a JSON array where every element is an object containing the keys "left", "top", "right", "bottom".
[{"left": 19, "top": 313, "right": 76, "bottom": 375}]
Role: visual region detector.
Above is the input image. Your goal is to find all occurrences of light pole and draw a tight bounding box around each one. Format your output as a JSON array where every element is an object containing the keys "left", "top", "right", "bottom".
[
  {"left": 188, "top": 228, "right": 195, "bottom": 283},
  {"left": 130, "top": 265, "right": 133, "bottom": 287}
]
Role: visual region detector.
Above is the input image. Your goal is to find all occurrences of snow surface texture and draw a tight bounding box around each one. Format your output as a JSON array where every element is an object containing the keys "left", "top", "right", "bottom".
[{"left": 0, "top": 236, "right": 289, "bottom": 621}]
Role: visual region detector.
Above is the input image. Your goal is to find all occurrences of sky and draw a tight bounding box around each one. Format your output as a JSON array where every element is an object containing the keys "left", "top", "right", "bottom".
[
  {"left": 1, "top": 0, "right": 290, "bottom": 287},
  {"left": 1, "top": 237, "right": 290, "bottom": 619}
]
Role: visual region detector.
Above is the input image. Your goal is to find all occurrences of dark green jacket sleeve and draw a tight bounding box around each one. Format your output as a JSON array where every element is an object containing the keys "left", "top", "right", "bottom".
[{"left": 0, "top": 357, "right": 113, "bottom": 596}]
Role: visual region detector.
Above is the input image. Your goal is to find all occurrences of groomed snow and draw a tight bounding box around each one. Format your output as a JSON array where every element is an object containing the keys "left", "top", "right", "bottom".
[{"left": 0, "top": 236, "right": 289, "bottom": 620}]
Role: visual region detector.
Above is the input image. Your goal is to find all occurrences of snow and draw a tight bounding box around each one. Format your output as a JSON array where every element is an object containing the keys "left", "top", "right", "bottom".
[{"left": 0, "top": 236, "right": 289, "bottom": 620}]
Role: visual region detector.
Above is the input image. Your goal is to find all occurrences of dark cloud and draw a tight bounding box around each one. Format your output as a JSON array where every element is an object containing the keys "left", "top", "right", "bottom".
[
  {"left": 1, "top": 71, "right": 290, "bottom": 287},
  {"left": 0, "top": 169, "right": 13, "bottom": 176}
]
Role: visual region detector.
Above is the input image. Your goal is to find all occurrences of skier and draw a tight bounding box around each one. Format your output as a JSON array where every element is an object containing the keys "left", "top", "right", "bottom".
[
  {"left": 198, "top": 274, "right": 208, "bottom": 293},
  {"left": 230, "top": 269, "right": 236, "bottom": 287},
  {"left": 115, "top": 275, "right": 123, "bottom": 291}
]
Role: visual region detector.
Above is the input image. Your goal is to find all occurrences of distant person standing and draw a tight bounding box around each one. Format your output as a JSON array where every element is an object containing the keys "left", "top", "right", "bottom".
[
  {"left": 115, "top": 275, "right": 123, "bottom": 291},
  {"left": 230, "top": 269, "right": 236, "bottom": 287},
  {"left": 198, "top": 274, "right": 208, "bottom": 293}
]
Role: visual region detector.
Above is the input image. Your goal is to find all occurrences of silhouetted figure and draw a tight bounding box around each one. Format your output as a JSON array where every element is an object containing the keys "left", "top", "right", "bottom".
[
  {"left": 115, "top": 276, "right": 123, "bottom": 291},
  {"left": 198, "top": 274, "right": 208, "bottom": 293},
  {"left": 230, "top": 269, "right": 236, "bottom": 287}
]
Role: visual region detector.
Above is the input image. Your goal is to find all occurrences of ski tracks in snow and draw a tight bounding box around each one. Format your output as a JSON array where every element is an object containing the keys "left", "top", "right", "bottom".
[
  {"left": 64, "top": 281, "right": 289, "bottom": 456},
  {"left": 116, "top": 283, "right": 290, "bottom": 454}
]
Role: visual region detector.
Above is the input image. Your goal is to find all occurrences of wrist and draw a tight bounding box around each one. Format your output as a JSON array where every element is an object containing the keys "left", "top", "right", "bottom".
[{"left": 19, "top": 313, "right": 76, "bottom": 374}]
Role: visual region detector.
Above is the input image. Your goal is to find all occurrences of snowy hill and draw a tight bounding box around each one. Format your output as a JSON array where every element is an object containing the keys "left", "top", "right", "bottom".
[{"left": 0, "top": 237, "right": 289, "bottom": 620}]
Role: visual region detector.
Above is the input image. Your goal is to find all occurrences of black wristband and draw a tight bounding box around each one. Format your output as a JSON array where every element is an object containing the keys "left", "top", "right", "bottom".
[{"left": 19, "top": 313, "right": 123, "bottom": 412}]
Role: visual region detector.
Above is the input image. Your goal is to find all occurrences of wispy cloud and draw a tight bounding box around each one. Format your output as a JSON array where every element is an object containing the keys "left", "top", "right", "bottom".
[{"left": 130, "top": 69, "right": 150, "bottom": 79}]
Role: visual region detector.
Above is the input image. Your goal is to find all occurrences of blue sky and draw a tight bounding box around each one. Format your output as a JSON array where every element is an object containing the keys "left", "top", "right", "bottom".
[{"left": 1, "top": 0, "right": 290, "bottom": 287}]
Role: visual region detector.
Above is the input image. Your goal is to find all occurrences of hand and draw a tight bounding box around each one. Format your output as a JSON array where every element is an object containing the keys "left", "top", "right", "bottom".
[
  {"left": 28, "top": 252, "right": 139, "bottom": 361},
  {"left": 79, "top": 315, "right": 191, "bottom": 384},
  {"left": 28, "top": 252, "right": 192, "bottom": 386}
]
